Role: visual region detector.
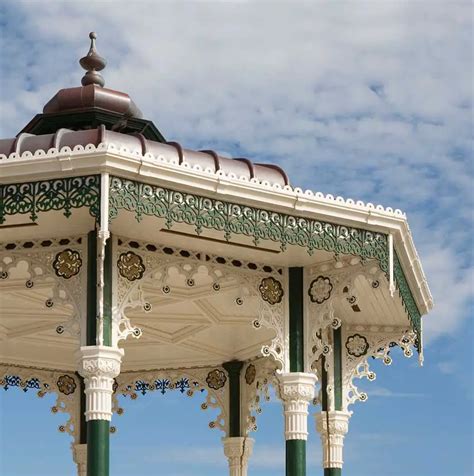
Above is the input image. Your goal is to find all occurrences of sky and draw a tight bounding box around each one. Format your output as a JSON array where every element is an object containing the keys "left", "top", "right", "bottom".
[{"left": 0, "top": 1, "right": 473, "bottom": 475}]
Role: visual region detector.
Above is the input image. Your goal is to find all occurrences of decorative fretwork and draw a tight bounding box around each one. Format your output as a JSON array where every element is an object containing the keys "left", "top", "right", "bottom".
[
  {"left": 53, "top": 249, "right": 82, "bottom": 279},
  {"left": 206, "top": 369, "right": 227, "bottom": 390},
  {"left": 108, "top": 177, "right": 389, "bottom": 260},
  {"left": 242, "top": 358, "right": 279, "bottom": 434},
  {"left": 0, "top": 176, "right": 100, "bottom": 224},
  {"left": 308, "top": 276, "right": 333, "bottom": 304},
  {"left": 115, "top": 236, "right": 287, "bottom": 368},
  {"left": 113, "top": 367, "right": 229, "bottom": 433},
  {"left": 340, "top": 326, "right": 417, "bottom": 410},
  {"left": 0, "top": 364, "right": 80, "bottom": 441},
  {"left": 258, "top": 277, "right": 284, "bottom": 305},
  {"left": 394, "top": 252, "right": 421, "bottom": 348},
  {"left": 117, "top": 251, "right": 145, "bottom": 281},
  {"left": 0, "top": 237, "right": 86, "bottom": 337}
]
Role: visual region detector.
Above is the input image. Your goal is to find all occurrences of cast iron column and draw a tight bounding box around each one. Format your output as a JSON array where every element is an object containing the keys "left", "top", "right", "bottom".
[
  {"left": 222, "top": 361, "right": 254, "bottom": 476},
  {"left": 281, "top": 268, "right": 317, "bottom": 476}
]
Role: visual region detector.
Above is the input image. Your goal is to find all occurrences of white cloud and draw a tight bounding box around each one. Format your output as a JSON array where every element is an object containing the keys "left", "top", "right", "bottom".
[
  {"left": 1, "top": 0, "right": 472, "bottom": 345},
  {"left": 368, "top": 386, "right": 425, "bottom": 398}
]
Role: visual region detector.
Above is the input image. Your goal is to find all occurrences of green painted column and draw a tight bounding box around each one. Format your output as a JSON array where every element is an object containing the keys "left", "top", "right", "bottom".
[
  {"left": 317, "top": 326, "right": 349, "bottom": 476},
  {"left": 223, "top": 360, "right": 244, "bottom": 437},
  {"left": 84, "top": 230, "right": 114, "bottom": 476},
  {"left": 285, "top": 267, "right": 307, "bottom": 476}
]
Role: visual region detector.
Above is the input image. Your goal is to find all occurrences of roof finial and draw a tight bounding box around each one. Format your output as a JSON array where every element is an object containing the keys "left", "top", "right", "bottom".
[{"left": 80, "top": 32, "right": 107, "bottom": 87}]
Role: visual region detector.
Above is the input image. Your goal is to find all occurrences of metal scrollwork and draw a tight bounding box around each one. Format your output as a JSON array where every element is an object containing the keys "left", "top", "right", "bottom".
[
  {"left": 245, "top": 364, "right": 256, "bottom": 385},
  {"left": 345, "top": 334, "right": 369, "bottom": 357},
  {"left": 259, "top": 277, "right": 283, "bottom": 305},
  {"left": 308, "top": 276, "right": 333, "bottom": 304},
  {"left": 57, "top": 375, "right": 77, "bottom": 395},
  {"left": 117, "top": 251, "right": 145, "bottom": 281},
  {"left": 206, "top": 369, "right": 227, "bottom": 390},
  {"left": 53, "top": 249, "right": 82, "bottom": 279}
]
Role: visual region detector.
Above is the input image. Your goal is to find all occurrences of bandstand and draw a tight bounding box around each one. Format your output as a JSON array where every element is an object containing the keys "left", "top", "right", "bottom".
[{"left": 0, "top": 33, "right": 433, "bottom": 476}]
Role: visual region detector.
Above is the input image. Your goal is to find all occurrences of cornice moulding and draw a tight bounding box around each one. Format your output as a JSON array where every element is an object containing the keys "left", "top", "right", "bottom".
[{"left": 0, "top": 147, "right": 432, "bottom": 315}]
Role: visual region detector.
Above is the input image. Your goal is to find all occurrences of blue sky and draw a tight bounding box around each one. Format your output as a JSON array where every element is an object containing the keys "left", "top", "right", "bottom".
[{"left": 0, "top": 1, "right": 472, "bottom": 475}]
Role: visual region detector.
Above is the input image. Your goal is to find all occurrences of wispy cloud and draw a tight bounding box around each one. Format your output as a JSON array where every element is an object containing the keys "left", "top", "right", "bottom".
[
  {"left": 0, "top": 1, "right": 472, "bottom": 347},
  {"left": 368, "top": 386, "right": 426, "bottom": 398}
]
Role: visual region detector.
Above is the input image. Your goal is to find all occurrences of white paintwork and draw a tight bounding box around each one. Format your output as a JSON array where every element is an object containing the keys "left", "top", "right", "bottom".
[
  {"left": 0, "top": 145, "right": 432, "bottom": 316},
  {"left": 72, "top": 443, "right": 87, "bottom": 476},
  {"left": 315, "top": 411, "right": 351, "bottom": 469},
  {"left": 76, "top": 345, "right": 123, "bottom": 421},
  {"left": 222, "top": 437, "right": 254, "bottom": 476},
  {"left": 279, "top": 372, "right": 317, "bottom": 440}
]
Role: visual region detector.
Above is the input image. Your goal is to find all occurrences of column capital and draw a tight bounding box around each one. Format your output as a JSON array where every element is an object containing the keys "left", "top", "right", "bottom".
[
  {"left": 279, "top": 372, "right": 317, "bottom": 441},
  {"left": 76, "top": 345, "right": 123, "bottom": 421},
  {"left": 316, "top": 410, "right": 351, "bottom": 469},
  {"left": 222, "top": 437, "right": 254, "bottom": 476},
  {"left": 279, "top": 372, "right": 317, "bottom": 402}
]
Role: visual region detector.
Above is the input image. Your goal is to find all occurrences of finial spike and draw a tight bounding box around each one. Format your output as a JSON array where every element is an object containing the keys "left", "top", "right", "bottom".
[{"left": 80, "top": 32, "right": 107, "bottom": 87}]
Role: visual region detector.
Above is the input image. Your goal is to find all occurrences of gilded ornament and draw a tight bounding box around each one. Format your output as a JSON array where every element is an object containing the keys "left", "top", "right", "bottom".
[
  {"left": 53, "top": 249, "right": 82, "bottom": 279},
  {"left": 258, "top": 277, "right": 284, "bottom": 305},
  {"left": 345, "top": 334, "right": 369, "bottom": 357},
  {"left": 206, "top": 369, "right": 227, "bottom": 390},
  {"left": 308, "top": 276, "right": 333, "bottom": 304},
  {"left": 57, "top": 375, "right": 76, "bottom": 395},
  {"left": 117, "top": 251, "right": 145, "bottom": 281},
  {"left": 245, "top": 364, "right": 256, "bottom": 385}
]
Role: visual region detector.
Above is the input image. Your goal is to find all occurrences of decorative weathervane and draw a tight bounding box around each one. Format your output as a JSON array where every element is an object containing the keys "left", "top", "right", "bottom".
[{"left": 79, "top": 32, "right": 107, "bottom": 87}]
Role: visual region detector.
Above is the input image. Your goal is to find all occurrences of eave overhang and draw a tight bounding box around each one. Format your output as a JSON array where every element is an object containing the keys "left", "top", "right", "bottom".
[{"left": 0, "top": 146, "right": 433, "bottom": 318}]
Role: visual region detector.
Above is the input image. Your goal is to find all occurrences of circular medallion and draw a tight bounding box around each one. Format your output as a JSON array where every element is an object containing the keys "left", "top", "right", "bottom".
[
  {"left": 345, "top": 334, "right": 369, "bottom": 357},
  {"left": 308, "top": 276, "right": 333, "bottom": 304},
  {"left": 206, "top": 369, "right": 227, "bottom": 390},
  {"left": 245, "top": 364, "right": 256, "bottom": 385},
  {"left": 53, "top": 249, "right": 82, "bottom": 279},
  {"left": 57, "top": 375, "right": 76, "bottom": 395},
  {"left": 259, "top": 277, "right": 283, "bottom": 305},
  {"left": 117, "top": 251, "right": 145, "bottom": 281}
]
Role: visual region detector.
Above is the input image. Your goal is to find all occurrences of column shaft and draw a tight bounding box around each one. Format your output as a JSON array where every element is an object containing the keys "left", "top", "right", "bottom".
[{"left": 87, "top": 421, "right": 109, "bottom": 476}]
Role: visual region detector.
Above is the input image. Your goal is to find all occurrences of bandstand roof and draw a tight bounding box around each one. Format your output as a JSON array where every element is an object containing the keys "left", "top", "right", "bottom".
[{"left": 0, "top": 33, "right": 433, "bottom": 374}]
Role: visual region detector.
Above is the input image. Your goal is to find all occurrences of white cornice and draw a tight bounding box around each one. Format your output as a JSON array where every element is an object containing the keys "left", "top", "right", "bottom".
[{"left": 0, "top": 145, "right": 433, "bottom": 315}]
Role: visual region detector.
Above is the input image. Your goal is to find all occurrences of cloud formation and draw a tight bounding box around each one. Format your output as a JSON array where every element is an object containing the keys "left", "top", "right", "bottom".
[{"left": 1, "top": 1, "right": 472, "bottom": 343}]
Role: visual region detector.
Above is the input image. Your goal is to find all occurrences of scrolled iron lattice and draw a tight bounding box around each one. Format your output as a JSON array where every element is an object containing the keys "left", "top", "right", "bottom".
[
  {"left": 0, "top": 364, "right": 80, "bottom": 440},
  {"left": 113, "top": 368, "right": 229, "bottom": 432},
  {"left": 108, "top": 177, "right": 389, "bottom": 259},
  {"left": 0, "top": 175, "right": 100, "bottom": 224}
]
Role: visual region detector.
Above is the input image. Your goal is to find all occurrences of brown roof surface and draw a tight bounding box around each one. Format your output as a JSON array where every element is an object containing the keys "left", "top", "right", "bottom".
[{"left": 0, "top": 125, "right": 289, "bottom": 186}]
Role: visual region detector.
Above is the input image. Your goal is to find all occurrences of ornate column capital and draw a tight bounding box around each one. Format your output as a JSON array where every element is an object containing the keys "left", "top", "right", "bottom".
[
  {"left": 72, "top": 443, "right": 87, "bottom": 476},
  {"left": 76, "top": 345, "right": 123, "bottom": 421},
  {"left": 279, "top": 372, "right": 317, "bottom": 440},
  {"left": 315, "top": 410, "right": 351, "bottom": 469},
  {"left": 222, "top": 437, "right": 254, "bottom": 476}
]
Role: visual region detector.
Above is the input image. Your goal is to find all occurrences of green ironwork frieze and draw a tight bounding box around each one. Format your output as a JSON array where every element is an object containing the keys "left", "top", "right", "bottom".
[
  {"left": 0, "top": 175, "right": 100, "bottom": 224},
  {"left": 108, "top": 176, "right": 389, "bottom": 262}
]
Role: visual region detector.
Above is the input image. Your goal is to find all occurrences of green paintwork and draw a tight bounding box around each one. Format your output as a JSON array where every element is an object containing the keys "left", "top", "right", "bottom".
[
  {"left": 87, "top": 420, "right": 109, "bottom": 476},
  {"left": 394, "top": 252, "right": 422, "bottom": 348},
  {"left": 108, "top": 176, "right": 389, "bottom": 259},
  {"left": 321, "top": 356, "right": 328, "bottom": 412},
  {"left": 87, "top": 231, "right": 98, "bottom": 346},
  {"left": 324, "top": 469, "right": 342, "bottom": 476},
  {"left": 222, "top": 361, "right": 244, "bottom": 437},
  {"left": 103, "top": 236, "right": 113, "bottom": 347},
  {"left": 286, "top": 440, "right": 306, "bottom": 476},
  {"left": 333, "top": 327, "right": 342, "bottom": 411},
  {"left": 289, "top": 267, "right": 305, "bottom": 373},
  {"left": 0, "top": 173, "right": 423, "bottom": 350},
  {"left": 0, "top": 175, "right": 100, "bottom": 224}
]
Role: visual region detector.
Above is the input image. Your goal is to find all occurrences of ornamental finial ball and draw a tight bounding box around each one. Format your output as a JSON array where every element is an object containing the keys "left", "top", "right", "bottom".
[{"left": 79, "top": 31, "right": 106, "bottom": 87}]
